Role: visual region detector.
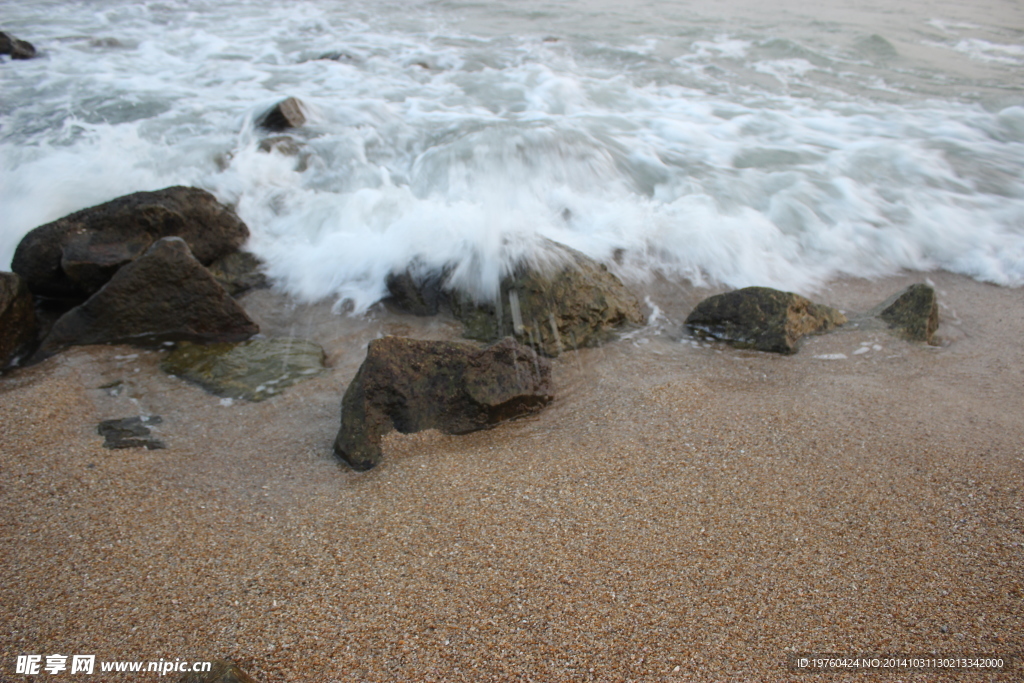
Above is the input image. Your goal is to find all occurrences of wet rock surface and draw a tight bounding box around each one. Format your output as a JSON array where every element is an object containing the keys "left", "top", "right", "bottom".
[
  {"left": 178, "top": 660, "right": 260, "bottom": 683},
  {"left": 257, "top": 97, "right": 306, "bottom": 132},
  {"left": 0, "top": 31, "right": 36, "bottom": 59},
  {"left": 12, "top": 186, "right": 249, "bottom": 301},
  {"left": 389, "top": 242, "right": 644, "bottom": 356},
  {"left": 385, "top": 270, "right": 447, "bottom": 317},
  {"left": 97, "top": 415, "right": 165, "bottom": 450},
  {"left": 161, "top": 338, "right": 326, "bottom": 402},
  {"left": 873, "top": 283, "right": 939, "bottom": 344},
  {"left": 684, "top": 286, "right": 847, "bottom": 354},
  {"left": 206, "top": 251, "right": 270, "bottom": 297},
  {"left": 0, "top": 272, "right": 38, "bottom": 369},
  {"left": 334, "top": 336, "right": 552, "bottom": 471},
  {"left": 35, "top": 238, "right": 258, "bottom": 360}
]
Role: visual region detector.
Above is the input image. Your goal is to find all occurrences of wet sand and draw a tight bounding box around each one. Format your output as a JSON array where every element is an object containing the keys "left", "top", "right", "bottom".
[{"left": 1, "top": 271, "right": 1022, "bottom": 682}]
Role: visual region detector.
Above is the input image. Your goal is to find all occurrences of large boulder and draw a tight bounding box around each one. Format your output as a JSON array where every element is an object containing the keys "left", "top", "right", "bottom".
[
  {"left": 684, "top": 286, "right": 846, "bottom": 354},
  {"left": 12, "top": 186, "right": 249, "bottom": 301},
  {"left": 34, "top": 237, "right": 258, "bottom": 360},
  {"left": 334, "top": 336, "right": 552, "bottom": 471},
  {"left": 389, "top": 242, "right": 644, "bottom": 356},
  {"left": 0, "top": 272, "right": 38, "bottom": 368},
  {"left": 872, "top": 283, "right": 939, "bottom": 344},
  {"left": 161, "top": 338, "right": 326, "bottom": 402},
  {"left": 0, "top": 31, "right": 36, "bottom": 60}
]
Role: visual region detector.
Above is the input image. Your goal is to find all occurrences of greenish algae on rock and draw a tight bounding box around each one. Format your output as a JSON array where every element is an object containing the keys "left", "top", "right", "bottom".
[
  {"left": 684, "top": 286, "right": 847, "bottom": 354},
  {"left": 161, "top": 338, "right": 326, "bottom": 402},
  {"left": 872, "top": 283, "right": 940, "bottom": 344},
  {"left": 450, "top": 242, "right": 644, "bottom": 357}
]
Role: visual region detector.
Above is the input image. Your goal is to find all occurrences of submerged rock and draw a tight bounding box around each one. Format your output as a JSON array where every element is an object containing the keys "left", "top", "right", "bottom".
[
  {"left": 385, "top": 270, "right": 447, "bottom": 317},
  {"left": 684, "top": 286, "right": 846, "bottom": 354},
  {"left": 458, "top": 244, "right": 644, "bottom": 356},
  {"left": 178, "top": 660, "right": 260, "bottom": 683},
  {"left": 35, "top": 238, "right": 258, "bottom": 360},
  {"left": 257, "top": 97, "right": 306, "bottom": 132},
  {"left": 0, "top": 31, "right": 36, "bottom": 60},
  {"left": 0, "top": 272, "right": 38, "bottom": 368},
  {"left": 206, "top": 251, "right": 269, "bottom": 296},
  {"left": 873, "top": 283, "right": 939, "bottom": 344},
  {"left": 161, "top": 338, "right": 326, "bottom": 402},
  {"left": 334, "top": 336, "right": 552, "bottom": 471},
  {"left": 97, "top": 416, "right": 165, "bottom": 450},
  {"left": 389, "top": 241, "right": 644, "bottom": 356},
  {"left": 12, "top": 186, "right": 249, "bottom": 301}
]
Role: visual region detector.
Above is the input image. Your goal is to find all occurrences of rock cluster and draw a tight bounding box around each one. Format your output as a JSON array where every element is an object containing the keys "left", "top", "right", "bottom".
[
  {"left": 34, "top": 237, "right": 258, "bottom": 361},
  {"left": 683, "top": 283, "right": 941, "bottom": 353},
  {"left": 13, "top": 186, "right": 249, "bottom": 301},
  {"left": 1, "top": 187, "right": 272, "bottom": 367},
  {"left": 334, "top": 336, "right": 552, "bottom": 470}
]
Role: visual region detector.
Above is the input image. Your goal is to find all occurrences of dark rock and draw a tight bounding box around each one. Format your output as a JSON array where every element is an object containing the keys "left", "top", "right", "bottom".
[
  {"left": 257, "top": 97, "right": 306, "bottom": 132},
  {"left": 334, "top": 336, "right": 552, "bottom": 471},
  {"left": 456, "top": 243, "right": 644, "bottom": 356},
  {"left": 873, "top": 283, "right": 939, "bottom": 344},
  {"left": 12, "top": 186, "right": 249, "bottom": 301},
  {"left": 385, "top": 270, "right": 447, "bottom": 316},
  {"left": 97, "top": 416, "right": 165, "bottom": 450},
  {"left": 178, "top": 660, "right": 260, "bottom": 683},
  {"left": 161, "top": 338, "right": 326, "bottom": 402},
  {"left": 0, "top": 272, "right": 38, "bottom": 368},
  {"left": 34, "top": 238, "right": 258, "bottom": 360},
  {"left": 317, "top": 51, "right": 359, "bottom": 64},
  {"left": 684, "top": 286, "right": 847, "bottom": 354},
  {"left": 0, "top": 31, "right": 36, "bottom": 60},
  {"left": 206, "top": 251, "right": 269, "bottom": 296}
]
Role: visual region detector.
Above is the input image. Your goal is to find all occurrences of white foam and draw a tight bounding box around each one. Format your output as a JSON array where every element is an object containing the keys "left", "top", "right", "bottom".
[{"left": 2, "top": 0, "right": 1022, "bottom": 313}]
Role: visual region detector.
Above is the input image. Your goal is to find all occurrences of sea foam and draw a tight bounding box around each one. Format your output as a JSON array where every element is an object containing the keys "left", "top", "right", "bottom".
[{"left": 2, "top": 0, "right": 1022, "bottom": 313}]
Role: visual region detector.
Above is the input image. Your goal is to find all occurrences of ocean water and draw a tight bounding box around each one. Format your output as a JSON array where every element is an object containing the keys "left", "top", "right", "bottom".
[{"left": 2, "top": 0, "right": 1023, "bottom": 312}]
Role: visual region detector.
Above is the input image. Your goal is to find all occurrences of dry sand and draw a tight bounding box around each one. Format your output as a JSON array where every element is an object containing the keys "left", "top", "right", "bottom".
[{"left": 1, "top": 271, "right": 1022, "bottom": 682}]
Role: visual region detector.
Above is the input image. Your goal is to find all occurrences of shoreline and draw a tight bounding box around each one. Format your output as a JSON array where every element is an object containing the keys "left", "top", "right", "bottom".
[{"left": 1, "top": 270, "right": 1022, "bottom": 681}]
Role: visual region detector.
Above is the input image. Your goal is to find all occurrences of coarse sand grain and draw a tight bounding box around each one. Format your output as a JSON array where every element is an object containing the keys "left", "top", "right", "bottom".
[{"left": 1, "top": 272, "right": 1021, "bottom": 682}]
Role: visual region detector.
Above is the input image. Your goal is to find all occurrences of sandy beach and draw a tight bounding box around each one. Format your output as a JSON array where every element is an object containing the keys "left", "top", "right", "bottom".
[{"left": 1, "top": 271, "right": 1022, "bottom": 682}]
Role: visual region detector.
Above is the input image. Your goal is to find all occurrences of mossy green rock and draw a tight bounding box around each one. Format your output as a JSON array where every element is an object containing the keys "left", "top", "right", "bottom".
[
  {"left": 162, "top": 338, "right": 326, "bottom": 401},
  {"left": 450, "top": 242, "right": 644, "bottom": 357},
  {"left": 873, "top": 283, "right": 939, "bottom": 344},
  {"left": 684, "top": 286, "right": 847, "bottom": 354}
]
